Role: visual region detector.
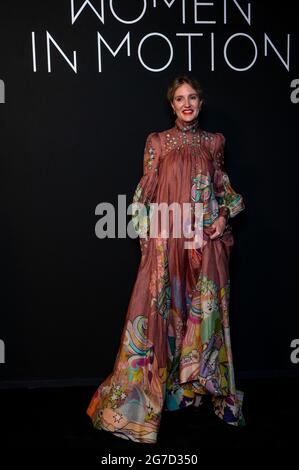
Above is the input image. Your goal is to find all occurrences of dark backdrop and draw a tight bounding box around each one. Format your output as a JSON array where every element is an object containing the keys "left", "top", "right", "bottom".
[{"left": 0, "top": 0, "right": 298, "bottom": 386}]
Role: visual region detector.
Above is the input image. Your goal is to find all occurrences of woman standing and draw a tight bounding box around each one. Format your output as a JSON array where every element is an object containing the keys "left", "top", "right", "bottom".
[{"left": 87, "top": 75, "right": 246, "bottom": 444}]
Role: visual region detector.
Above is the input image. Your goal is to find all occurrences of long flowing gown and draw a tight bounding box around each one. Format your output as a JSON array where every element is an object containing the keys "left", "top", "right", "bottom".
[{"left": 87, "top": 116, "right": 246, "bottom": 444}]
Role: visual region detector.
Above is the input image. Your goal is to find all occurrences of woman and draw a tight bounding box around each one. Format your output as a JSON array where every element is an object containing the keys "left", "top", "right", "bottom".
[{"left": 87, "top": 75, "right": 246, "bottom": 444}]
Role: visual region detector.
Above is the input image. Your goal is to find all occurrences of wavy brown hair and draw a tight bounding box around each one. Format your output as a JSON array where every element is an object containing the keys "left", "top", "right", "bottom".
[{"left": 166, "top": 74, "right": 204, "bottom": 106}]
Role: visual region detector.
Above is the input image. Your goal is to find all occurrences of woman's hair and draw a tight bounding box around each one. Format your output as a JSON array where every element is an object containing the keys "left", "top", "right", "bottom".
[{"left": 166, "top": 74, "right": 204, "bottom": 104}]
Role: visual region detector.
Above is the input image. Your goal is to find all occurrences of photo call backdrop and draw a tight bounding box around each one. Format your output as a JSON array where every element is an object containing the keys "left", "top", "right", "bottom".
[{"left": 0, "top": 0, "right": 298, "bottom": 387}]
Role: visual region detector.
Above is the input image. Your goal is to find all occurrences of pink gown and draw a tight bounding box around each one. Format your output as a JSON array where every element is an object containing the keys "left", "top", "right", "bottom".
[{"left": 87, "top": 116, "right": 246, "bottom": 444}]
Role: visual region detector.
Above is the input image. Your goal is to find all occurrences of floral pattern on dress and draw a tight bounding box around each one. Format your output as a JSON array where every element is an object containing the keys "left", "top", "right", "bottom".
[{"left": 87, "top": 118, "right": 246, "bottom": 443}]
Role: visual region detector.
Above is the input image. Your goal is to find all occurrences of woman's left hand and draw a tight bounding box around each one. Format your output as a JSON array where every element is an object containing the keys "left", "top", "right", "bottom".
[{"left": 209, "top": 215, "right": 227, "bottom": 240}]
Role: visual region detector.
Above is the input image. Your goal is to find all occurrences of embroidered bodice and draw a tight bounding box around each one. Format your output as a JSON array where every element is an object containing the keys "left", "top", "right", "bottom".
[{"left": 132, "top": 118, "right": 245, "bottom": 251}]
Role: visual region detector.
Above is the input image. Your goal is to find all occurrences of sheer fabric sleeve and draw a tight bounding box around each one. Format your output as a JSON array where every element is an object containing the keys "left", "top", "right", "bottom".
[
  {"left": 212, "top": 132, "right": 245, "bottom": 221},
  {"left": 132, "top": 132, "right": 161, "bottom": 253}
]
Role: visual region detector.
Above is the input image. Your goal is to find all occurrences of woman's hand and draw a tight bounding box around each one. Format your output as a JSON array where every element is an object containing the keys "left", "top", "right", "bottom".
[{"left": 209, "top": 215, "right": 227, "bottom": 240}]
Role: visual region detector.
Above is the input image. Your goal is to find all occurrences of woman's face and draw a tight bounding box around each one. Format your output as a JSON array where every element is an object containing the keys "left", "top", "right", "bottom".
[{"left": 171, "top": 83, "right": 202, "bottom": 123}]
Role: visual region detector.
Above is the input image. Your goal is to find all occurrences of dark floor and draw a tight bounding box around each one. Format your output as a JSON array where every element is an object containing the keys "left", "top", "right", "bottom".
[{"left": 1, "top": 377, "right": 298, "bottom": 462}]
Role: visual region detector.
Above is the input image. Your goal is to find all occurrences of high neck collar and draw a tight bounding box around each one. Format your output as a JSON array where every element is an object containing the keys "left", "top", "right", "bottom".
[{"left": 175, "top": 116, "right": 199, "bottom": 133}]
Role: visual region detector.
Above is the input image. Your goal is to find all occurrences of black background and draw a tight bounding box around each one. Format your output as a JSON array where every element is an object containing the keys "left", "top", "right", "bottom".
[{"left": 0, "top": 0, "right": 298, "bottom": 385}]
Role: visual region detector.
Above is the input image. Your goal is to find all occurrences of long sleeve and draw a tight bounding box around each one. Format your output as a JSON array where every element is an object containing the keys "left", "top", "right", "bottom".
[
  {"left": 132, "top": 132, "right": 161, "bottom": 253},
  {"left": 212, "top": 132, "right": 245, "bottom": 221}
]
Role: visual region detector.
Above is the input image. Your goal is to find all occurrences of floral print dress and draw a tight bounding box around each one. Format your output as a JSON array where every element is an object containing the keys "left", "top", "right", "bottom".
[{"left": 87, "top": 116, "right": 246, "bottom": 444}]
